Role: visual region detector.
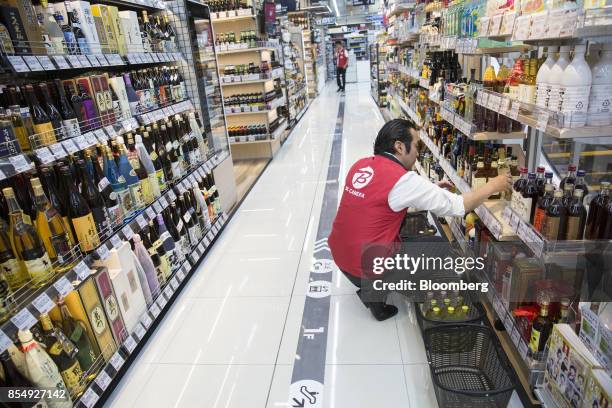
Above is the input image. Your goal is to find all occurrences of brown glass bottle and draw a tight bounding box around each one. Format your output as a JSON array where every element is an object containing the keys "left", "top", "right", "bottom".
[
  {"left": 543, "top": 190, "right": 566, "bottom": 241},
  {"left": 566, "top": 189, "right": 586, "bottom": 240},
  {"left": 529, "top": 300, "right": 553, "bottom": 354},
  {"left": 533, "top": 183, "right": 554, "bottom": 232},
  {"left": 585, "top": 182, "right": 609, "bottom": 239},
  {"left": 517, "top": 173, "right": 538, "bottom": 222}
]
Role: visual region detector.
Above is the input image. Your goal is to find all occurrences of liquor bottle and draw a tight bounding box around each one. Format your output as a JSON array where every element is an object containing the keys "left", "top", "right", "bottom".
[
  {"left": 37, "top": 0, "right": 64, "bottom": 55},
  {"left": 533, "top": 183, "right": 554, "bottom": 232},
  {"left": 141, "top": 226, "right": 169, "bottom": 285},
  {"left": 136, "top": 133, "right": 161, "bottom": 199},
  {"left": 24, "top": 85, "right": 56, "bottom": 146},
  {"left": 566, "top": 189, "right": 586, "bottom": 240},
  {"left": 546, "top": 45, "right": 569, "bottom": 109},
  {"left": 38, "top": 313, "right": 84, "bottom": 397},
  {"left": 40, "top": 167, "right": 77, "bottom": 246},
  {"left": 103, "top": 146, "right": 132, "bottom": 216},
  {"left": 574, "top": 170, "right": 589, "bottom": 198},
  {"left": 171, "top": 201, "right": 190, "bottom": 251},
  {"left": 587, "top": 43, "right": 612, "bottom": 126},
  {"left": 534, "top": 166, "right": 545, "bottom": 195},
  {"left": 147, "top": 222, "right": 171, "bottom": 282},
  {"left": 0, "top": 217, "right": 24, "bottom": 292},
  {"left": 497, "top": 159, "right": 511, "bottom": 200},
  {"left": 57, "top": 300, "right": 97, "bottom": 375},
  {"left": 56, "top": 12, "right": 78, "bottom": 55},
  {"left": 517, "top": 173, "right": 538, "bottom": 223},
  {"left": 562, "top": 183, "right": 575, "bottom": 208},
  {"left": 76, "top": 160, "right": 110, "bottom": 241},
  {"left": 31, "top": 178, "right": 73, "bottom": 270},
  {"left": 179, "top": 194, "right": 199, "bottom": 245},
  {"left": 91, "top": 150, "right": 122, "bottom": 226},
  {"left": 585, "top": 182, "right": 610, "bottom": 239},
  {"left": 54, "top": 80, "right": 81, "bottom": 139},
  {"left": 471, "top": 158, "right": 487, "bottom": 190},
  {"left": 4, "top": 187, "right": 54, "bottom": 288},
  {"left": 132, "top": 233, "right": 161, "bottom": 298},
  {"left": 560, "top": 165, "right": 577, "bottom": 191},
  {"left": 163, "top": 207, "right": 184, "bottom": 263},
  {"left": 17, "top": 329, "right": 72, "bottom": 408},
  {"left": 543, "top": 190, "right": 565, "bottom": 241},
  {"left": 0, "top": 349, "right": 49, "bottom": 407},
  {"left": 117, "top": 140, "right": 144, "bottom": 209},
  {"left": 558, "top": 299, "right": 570, "bottom": 324},
  {"left": 529, "top": 300, "right": 553, "bottom": 354},
  {"left": 6, "top": 88, "right": 31, "bottom": 152},
  {"left": 156, "top": 214, "right": 178, "bottom": 271},
  {"left": 59, "top": 166, "right": 100, "bottom": 253},
  {"left": 67, "top": 11, "right": 88, "bottom": 54},
  {"left": 39, "top": 83, "right": 63, "bottom": 137},
  {"left": 536, "top": 46, "right": 558, "bottom": 109},
  {"left": 559, "top": 45, "right": 592, "bottom": 128},
  {"left": 510, "top": 167, "right": 528, "bottom": 213}
]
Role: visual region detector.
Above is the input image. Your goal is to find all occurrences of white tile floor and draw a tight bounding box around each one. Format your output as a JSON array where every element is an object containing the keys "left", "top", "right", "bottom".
[{"left": 105, "top": 82, "right": 438, "bottom": 408}]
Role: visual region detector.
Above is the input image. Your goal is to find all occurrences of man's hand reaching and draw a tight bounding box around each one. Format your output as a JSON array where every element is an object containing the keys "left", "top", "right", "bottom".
[{"left": 436, "top": 180, "right": 454, "bottom": 191}]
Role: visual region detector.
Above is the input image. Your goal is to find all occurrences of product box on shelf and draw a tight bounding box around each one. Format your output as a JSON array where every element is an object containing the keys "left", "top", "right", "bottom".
[
  {"left": 2, "top": 0, "right": 46, "bottom": 55},
  {"left": 93, "top": 266, "right": 128, "bottom": 346},
  {"left": 501, "top": 256, "right": 544, "bottom": 311},
  {"left": 580, "top": 304, "right": 612, "bottom": 376},
  {"left": 119, "top": 10, "right": 144, "bottom": 54},
  {"left": 584, "top": 368, "right": 611, "bottom": 408},
  {"left": 69, "top": 1, "right": 102, "bottom": 54},
  {"left": 91, "top": 4, "right": 117, "bottom": 54},
  {"left": 107, "top": 5, "right": 127, "bottom": 55},
  {"left": 0, "top": 4, "right": 31, "bottom": 55},
  {"left": 544, "top": 324, "right": 603, "bottom": 408}
]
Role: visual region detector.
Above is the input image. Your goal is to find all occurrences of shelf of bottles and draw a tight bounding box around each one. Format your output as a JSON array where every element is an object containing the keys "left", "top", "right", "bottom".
[
  {"left": 280, "top": 18, "right": 308, "bottom": 128},
  {"left": 369, "top": 43, "right": 388, "bottom": 108},
  {"left": 0, "top": 0, "right": 237, "bottom": 406}
]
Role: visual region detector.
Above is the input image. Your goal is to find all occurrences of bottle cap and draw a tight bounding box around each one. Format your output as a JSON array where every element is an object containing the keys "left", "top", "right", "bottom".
[
  {"left": 520, "top": 167, "right": 527, "bottom": 174},
  {"left": 574, "top": 189, "right": 584, "bottom": 197},
  {"left": 602, "top": 181, "right": 610, "bottom": 188},
  {"left": 528, "top": 173, "right": 536, "bottom": 179},
  {"left": 545, "top": 172, "right": 553, "bottom": 178},
  {"left": 17, "top": 330, "right": 33, "bottom": 343},
  {"left": 537, "top": 166, "right": 545, "bottom": 173},
  {"left": 568, "top": 164, "right": 577, "bottom": 171},
  {"left": 577, "top": 170, "right": 586, "bottom": 177},
  {"left": 2, "top": 187, "right": 14, "bottom": 198}
]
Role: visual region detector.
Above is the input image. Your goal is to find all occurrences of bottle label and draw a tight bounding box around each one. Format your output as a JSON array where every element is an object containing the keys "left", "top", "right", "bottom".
[
  {"left": 543, "top": 216, "right": 560, "bottom": 240},
  {"left": 533, "top": 207, "right": 547, "bottom": 232},
  {"left": 535, "top": 83, "right": 551, "bottom": 108},
  {"left": 566, "top": 215, "right": 582, "bottom": 240},
  {"left": 49, "top": 231, "right": 72, "bottom": 264},
  {"left": 140, "top": 178, "right": 155, "bottom": 205},
  {"left": 98, "top": 177, "right": 111, "bottom": 191},
  {"left": 587, "top": 85, "right": 612, "bottom": 126},
  {"left": 559, "top": 85, "right": 591, "bottom": 127},
  {"left": 62, "top": 118, "right": 81, "bottom": 140},
  {"left": 72, "top": 213, "right": 101, "bottom": 252},
  {"left": 517, "top": 196, "right": 533, "bottom": 222},
  {"left": 148, "top": 173, "right": 160, "bottom": 198},
  {"left": 129, "top": 183, "right": 145, "bottom": 208},
  {"left": 508, "top": 85, "right": 520, "bottom": 101},
  {"left": 60, "top": 360, "right": 85, "bottom": 396},
  {"left": 529, "top": 327, "right": 541, "bottom": 353},
  {"left": 107, "top": 204, "right": 122, "bottom": 227},
  {"left": 548, "top": 85, "right": 561, "bottom": 111},
  {"left": 471, "top": 176, "right": 487, "bottom": 191},
  {"left": 522, "top": 85, "right": 536, "bottom": 105},
  {"left": 33, "top": 122, "right": 57, "bottom": 146},
  {"left": 118, "top": 188, "right": 133, "bottom": 214},
  {"left": 156, "top": 169, "right": 166, "bottom": 191},
  {"left": 23, "top": 252, "right": 54, "bottom": 286},
  {"left": 90, "top": 305, "right": 107, "bottom": 335},
  {"left": 1, "top": 258, "right": 25, "bottom": 289},
  {"left": 171, "top": 161, "right": 182, "bottom": 179},
  {"left": 91, "top": 206, "right": 110, "bottom": 240}
]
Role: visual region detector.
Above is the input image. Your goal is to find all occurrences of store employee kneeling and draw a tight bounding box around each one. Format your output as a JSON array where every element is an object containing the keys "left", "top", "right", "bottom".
[{"left": 328, "top": 119, "right": 512, "bottom": 321}]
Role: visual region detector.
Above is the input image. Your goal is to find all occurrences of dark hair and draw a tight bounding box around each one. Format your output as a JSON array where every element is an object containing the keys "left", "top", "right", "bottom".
[
  {"left": 335, "top": 41, "right": 343, "bottom": 46},
  {"left": 373, "top": 118, "right": 419, "bottom": 155}
]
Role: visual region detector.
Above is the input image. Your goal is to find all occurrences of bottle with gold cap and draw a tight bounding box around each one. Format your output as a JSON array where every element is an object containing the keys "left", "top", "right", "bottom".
[
  {"left": 0, "top": 217, "right": 24, "bottom": 292},
  {"left": 57, "top": 299, "right": 98, "bottom": 378},
  {"left": 30, "top": 177, "right": 74, "bottom": 271},
  {"left": 38, "top": 313, "right": 84, "bottom": 397},
  {"left": 4, "top": 187, "right": 54, "bottom": 288}
]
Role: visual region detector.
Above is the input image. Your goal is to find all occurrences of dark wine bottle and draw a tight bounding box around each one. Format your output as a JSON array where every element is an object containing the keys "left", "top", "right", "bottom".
[
  {"left": 566, "top": 189, "right": 586, "bottom": 240},
  {"left": 76, "top": 160, "right": 110, "bottom": 241}
]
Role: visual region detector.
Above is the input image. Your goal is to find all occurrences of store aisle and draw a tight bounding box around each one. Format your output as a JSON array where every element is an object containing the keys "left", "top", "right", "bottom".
[{"left": 105, "top": 82, "right": 437, "bottom": 408}]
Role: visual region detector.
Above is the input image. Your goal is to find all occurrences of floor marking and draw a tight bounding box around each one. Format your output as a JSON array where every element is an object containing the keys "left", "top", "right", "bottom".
[{"left": 287, "top": 96, "right": 345, "bottom": 408}]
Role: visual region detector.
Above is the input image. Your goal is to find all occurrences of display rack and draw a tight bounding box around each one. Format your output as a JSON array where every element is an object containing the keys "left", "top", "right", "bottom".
[
  {"left": 369, "top": 43, "right": 388, "bottom": 107},
  {"left": 280, "top": 18, "right": 309, "bottom": 130},
  {"left": 381, "top": 1, "right": 612, "bottom": 406}
]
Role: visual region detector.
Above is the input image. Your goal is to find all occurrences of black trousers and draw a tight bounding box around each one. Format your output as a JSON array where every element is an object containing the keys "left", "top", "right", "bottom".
[
  {"left": 336, "top": 67, "right": 346, "bottom": 90},
  {"left": 341, "top": 270, "right": 388, "bottom": 303}
]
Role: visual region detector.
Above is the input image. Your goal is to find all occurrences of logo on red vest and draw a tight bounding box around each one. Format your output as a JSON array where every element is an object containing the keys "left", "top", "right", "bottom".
[{"left": 352, "top": 167, "right": 374, "bottom": 189}]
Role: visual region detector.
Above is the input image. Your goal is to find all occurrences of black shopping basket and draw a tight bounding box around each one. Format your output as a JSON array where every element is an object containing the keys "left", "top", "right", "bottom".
[
  {"left": 423, "top": 324, "right": 515, "bottom": 408},
  {"left": 415, "top": 294, "right": 486, "bottom": 331}
]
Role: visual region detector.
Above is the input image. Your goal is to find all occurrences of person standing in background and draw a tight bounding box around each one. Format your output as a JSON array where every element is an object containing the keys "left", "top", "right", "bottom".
[{"left": 335, "top": 41, "right": 349, "bottom": 92}]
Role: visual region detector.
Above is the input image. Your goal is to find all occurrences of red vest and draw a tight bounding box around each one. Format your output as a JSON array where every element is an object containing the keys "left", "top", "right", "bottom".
[
  {"left": 336, "top": 49, "right": 348, "bottom": 69},
  {"left": 328, "top": 155, "right": 408, "bottom": 279}
]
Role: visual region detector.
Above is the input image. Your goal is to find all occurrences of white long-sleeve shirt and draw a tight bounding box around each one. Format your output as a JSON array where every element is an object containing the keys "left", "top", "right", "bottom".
[{"left": 388, "top": 171, "right": 465, "bottom": 217}]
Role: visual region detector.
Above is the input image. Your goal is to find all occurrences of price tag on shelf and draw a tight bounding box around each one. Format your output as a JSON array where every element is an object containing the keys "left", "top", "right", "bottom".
[
  {"left": 79, "top": 388, "right": 99, "bottom": 408},
  {"left": 511, "top": 327, "right": 521, "bottom": 348},
  {"left": 203, "top": 237, "right": 210, "bottom": 247},
  {"left": 504, "top": 313, "right": 514, "bottom": 331},
  {"left": 146, "top": 207, "right": 157, "bottom": 220},
  {"left": 36, "top": 55, "right": 55, "bottom": 70},
  {"left": 51, "top": 55, "right": 70, "bottom": 69},
  {"left": 86, "top": 54, "right": 98, "bottom": 66},
  {"left": 74, "top": 135, "right": 88, "bottom": 150},
  {"left": 153, "top": 202, "right": 162, "bottom": 214},
  {"left": 104, "top": 125, "right": 117, "bottom": 139},
  {"left": 95, "top": 370, "right": 112, "bottom": 391},
  {"left": 518, "top": 340, "right": 528, "bottom": 360},
  {"left": 489, "top": 95, "right": 501, "bottom": 112},
  {"left": 499, "top": 97, "right": 511, "bottom": 115},
  {"left": 11, "top": 308, "right": 37, "bottom": 331},
  {"left": 109, "top": 351, "right": 125, "bottom": 371},
  {"left": 150, "top": 303, "right": 161, "bottom": 317},
  {"left": 493, "top": 295, "right": 506, "bottom": 318},
  {"left": 177, "top": 268, "right": 186, "bottom": 281},
  {"left": 163, "top": 285, "right": 173, "bottom": 299},
  {"left": 78, "top": 54, "right": 91, "bottom": 67},
  {"left": 91, "top": 129, "right": 104, "bottom": 144},
  {"left": 0, "top": 330, "right": 11, "bottom": 353},
  {"left": 7, "top": 56, "right": 29, "bottom": 72},
  {"left": 517, "top": 220, "right": 531, "bottom": 239},
  {"left": 122, "top": 224, "right": 134, "bottom": 240},
  {"left": 212, "top": 224, "right": 220, "bottom": 234},
  {"left": 74, "top": 260, "right": 91, "bottom": 281},
  {"left": 141, "top": 313, "right": 153, "bottom": 329},
  {"left": 158, "top": 294, "right": 168, "bottom": 309},
  {"left": 134, "top": 323, "right": 146, "bottom": 340},
  {"left": 206, "top": 231, "right": 214, "bottom": 241},
  {"left": 508, "top": 212, "right": 520, "bottom": 231},
  {"left": 49, "top": 143, "right": 67, "bottom": 160},
  {"left": 95, "top": 54, "right": 108, "bottom": 65},
  {"left": 110, "top": 234, "right": 123, "bottom": 249},
  {"left": 35, "top": 147, "right": 54, "bottom": 164},
  {"left": 23, "top": 56, "right": 43, "bottom": 71},
  {"left": 136, "top": 215, "right": 147, "bottom": 230},
  {"left": 501, "top": 12, "right": 517, "bottom": 36},
  {"left": 32, "top": 292, "right": 55, "bottom": 314},
  {"left": 508, "top": 101, "right": 520, "bottom": 120},
  {"left": 85, "top": 132, "right": 97, "bottom": 147},
  {"left": 159, "top": 196, "right": 168, "bottom": 208},
  {"left": 170, "top": 277, "right": 179, "bottom": 290},
  {"left": 536, "top": 111, "right": 549, "bottom": 132},
  {"left": 62, "top": 139, "right": 79, "bottom": 154},
  {"left": 123, "top": 335, "right": 137, "bottom": 353},
  {"left": 54, "top": 277, "right": 73, "bottom": 298},
  {"left": 512, "top": 15, "right": 532, "bottom": 41},
  {"left": 168, "top": 190, "right": 176, "bottom": 201},
  {"left": 96, "top": 244, "right": 110, "bottom": 260},
  {"left": 9, "top": 154, "right": 30, "bottom": 173},
  {"left": 121, "top": 119, "right": 134, "bottom": 132},
  {"left": 66, "top": 55, "right": 81, "bottom": 68}
]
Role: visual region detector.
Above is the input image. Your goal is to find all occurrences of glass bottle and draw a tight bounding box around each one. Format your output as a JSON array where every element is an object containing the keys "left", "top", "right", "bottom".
[
  {"left": 103, "top": 146, "right": 132, "bottom": 216},
  {"left": 76, "top": 160, "right": 110, "bottom": 242},
  {"left": 566, "top": 189, "right": 586, "bottom": 240},
  {"left": 31, "top": 178, "right": 73, "bottom": 270},
  {"left": 147, "top": 221, "right": 171, "bottom": 282},
  {"left": 135, "top": 133, "right": 160, "bottom": 199},
  {"left": 510, "top": 167, "right": 528, "bottom": 213},
  {"left": 543, "top": 190, "right": 566, "bottom": 241},
  {"left": 91, "top": 150, "right": 122, "bottom": 226},
  {"left": 117, "top": 141, "right": 144, "bottom": 210},
  {"left": 517, "top": 173, "right": 538, "bottom": 223},
  {"left": 533, "top": 183, "right": 554, "bottom": 233},
  {"left": 142, "top": 225, "right": 169, "bottom": 285},
  {"left": 574, "top": 170, "right": 589, "bottom": 198},
  {"left": 534, "top": 166, "right": 546, "bottom": 195},
  {"left": 39, "top": 83, "right": 63, "bottom": 138},
  {"left": 59, "top": 166, "right": 100, "bottom": 253},
  {"left": 24, "top": 84, "right": 56, "bottom": 146},
  {"left": 471, "top": 158, "right": 487, "bottom": 190},
  {"left": 57, "top": 300, "right": 97, "bottom": 376},
  {"left": 40, "top": 167, "right": 76, "bottom": 246},
  {"left": 54, "top": 79, "right": 80, "bottom": 140},
  {"left": 156, "top": 214, "right": 178, "bottom": 272},
  {"left": 529, "top": 300, "right": 553, "bottom": 354},
  {"left": 0, "top": 217, "right": 22, "bottom": 294},
  {"left": 4, "top": 187, "right": 54, "bottom": 288},
  {"left": 585, "top": 182, "right": 610, "bottom": 239},
  {"left": 560, "top": 165, "right": 577, "bottom": 191}
]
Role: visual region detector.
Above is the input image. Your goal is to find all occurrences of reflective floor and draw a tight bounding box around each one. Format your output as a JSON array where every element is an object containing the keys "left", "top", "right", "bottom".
[{"left": 105, "top": 82, "right": 438, "bottom": 408}]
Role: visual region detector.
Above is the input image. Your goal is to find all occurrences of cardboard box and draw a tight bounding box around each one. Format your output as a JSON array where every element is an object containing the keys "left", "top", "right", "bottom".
[
  {"left": 107, "top": 5, "right": 126, "bottom": 55},
  {"left": 0, "top": 4, "right": 30, "bottom": 54},
  {"left": 91, "top": 4, "right": 117, "bottom": 54},
  {"left": 118, "top": 10, "right": 144, "bottom": 53},
  {"left": 93, "top": 266, "right": 127, "bottom": 346},
  {"left": 0, "top": 0, "right": 46, "bottom": 55},
  {"left": 584, "top": 368, "right": 611, "bottom": 408},
  {"left": 68, "top": 1, "right": 101, "bottom": 54}
]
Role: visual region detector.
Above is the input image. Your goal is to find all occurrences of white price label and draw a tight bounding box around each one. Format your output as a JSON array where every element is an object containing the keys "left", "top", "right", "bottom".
[
  {"left": 23, "top": 56, "right": 43, "bottom": 71},
  {"left": 146, "top": 207, "right": 157, "bottom": 220},
  {"left": 32, "top": 292, "right": 55, "bottom": 314},
  {"left": 136, "top": 215, "right": 147, "bottom": 230},
  {"left": 536, "top": 111, "right": 549, "bottom": 132},
  {"left": 51, "top": 55, "right": 70, "bottom": 69},
  {"left": 121, "top": 119, "right": 134, "bottom": 132},
  {"left": 170, "top": 277, "right": 179, "bottom": 290},
  {"left": 85, "top": 132, "right": 98, "bottom": 146},
  {"left": 494, "top": 296, "right": 505, "bottom": 317},
  {"left": 511, "top": 328, "right": 521, "bottom": 347},
  {"left": 92, "top": 129, "right": 105, "bottom": 143},
  {"left": 168, "top": 190, "right": 176, "bottom": 201},
  {"left": 203, "top": 237, "right": 210, "bottom": 247},
  {"left": 95, "top": 370, "right": 112, "bottom": 391},
  {"left": 78, "top": 54, "right": 91, "bottom": 67},
  {"left": 0, "top": 331, "right": 12, "bottom": 353},
  {"left": 123, "top": 335, "right": 137, "bottom": 353},
  {"left": 62, "top": 139, "right": 79, "bottom": 154},
  {"left": 79, "top": 388, "right": 99, "bottom": 408},
  {"left": 95, "top": 54, "right": 108, "bottom": 65},
  {"left": 504, "top": 313, "right": 513, "bottom": 330},
  {"left": 7, "top": 56, "right": 29, "bottom": 72},
  {"left": 49, "top": 143, "right": 67, "bottom": 159},
  {"left": 518, "top": 340, "right": 528, "bottom": 360},
  {"left": 74, "top": 135, "right": 87, "bottom": 150},
  {"left": 35, "top": 147, "right": 54, "bottom": 164},
  {"left": 74, "top": 261, "right": 91, "bottom": 281},
  {"left": 153, "top": 202, "right": 163, "bottom": 213},
  {"left": 37, "top": 56, "right": 55, "bottom": 70},
  {"left": 110, "top": 234, "right": 123, "bottom": 249},
  {"left": 104, "top": 125, "right": 117, "bottom": 139},
  {"left": 109, "top": 352, "right": 125, "bottom": 371},
  {"left": 141, "top": 314, "right": 153, "bottom": 328},
  {"left": 508, "top": 102, "right": 520, "bottom": 120},
  {"left": 11, "top": 308, "right": 37, "bottom": 331},
  {"left": 96, "top": 244, "right": 110, "bottom": 260},
  {"left": 157, "top": 295, "right": 168, "bottom": 309},
  {"left": 499, "top": 97, "right": 511, "bottom": 115},
  {"left": 66, "top": 55, "right": 82, "bottom": 68},
  {"left": 177, "top": 269, "right": 186, "bottom": 281},
  {"left": 163, "top": 285, "right": 173, "bottom": 299},
  {"left": 134, "top": 323, "right": 146, "bottom": 340},
  {"left": 9, "top": 155, "right": 30, "bottom": 173},
  {"left": 160, "top": 197, "right": 168, "bottom": 208},
  {"left": 54, "top": 277, "right": 73, "bottom": 298},
  {"left": 150, "top": 303, "right": 161, "bottom": 317},
  {"left": 122, "top": 224, "right": 134, "bottom": 240},
  {"left": 512, "top": 15, "right": 532, "bottom": 41},
  {"left": 86, "top": 54, "right": 98, "bottom": 66}
]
